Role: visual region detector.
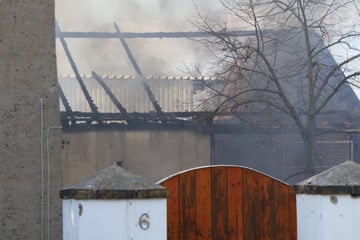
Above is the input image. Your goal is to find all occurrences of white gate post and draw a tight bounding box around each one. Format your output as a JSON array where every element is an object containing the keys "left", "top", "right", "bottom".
[
  {"left": 60, "top": 162, "right": 168, "bottom": 240},
  {"left": 294, "top": 161, "right": 360, "bottom": 240}
]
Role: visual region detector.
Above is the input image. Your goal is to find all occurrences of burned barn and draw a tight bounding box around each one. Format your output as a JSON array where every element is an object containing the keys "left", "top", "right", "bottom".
[
  {"left": 59, "top": 73, "right": 211, "bottom": 184},
  {"left": 56, "top": 23, "right": 215, "bottom": 184},
  {"left": 58, "top": 73, "right": 360, "bottom": 184},
  {"left": 56, "top": 21, "right": 360, "bottom": 185}
]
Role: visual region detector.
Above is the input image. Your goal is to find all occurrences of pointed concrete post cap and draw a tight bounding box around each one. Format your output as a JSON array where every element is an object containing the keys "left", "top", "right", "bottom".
[
  {"left": 294, "top": 161, "right": 360, "bottom": 195},
  {"left": 60, "top": 162, "right": 168, "bottom": 200}
]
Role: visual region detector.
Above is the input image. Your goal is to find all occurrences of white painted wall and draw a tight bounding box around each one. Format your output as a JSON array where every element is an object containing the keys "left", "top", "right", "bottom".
[
  {"left": 297, "top": 194, "right": 360, "bottom": 240},
  {"left": 63, "top": 199, "right": 166, "bottom": 240}
]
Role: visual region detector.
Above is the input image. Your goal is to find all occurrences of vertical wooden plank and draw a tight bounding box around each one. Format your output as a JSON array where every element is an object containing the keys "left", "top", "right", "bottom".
[
  {"left": 179, "top": 170, "right": 196, "bottom": 240},
  {"left": 289, "top": 190, "right": 297, "bottom": 240},
  {"left": 227, "top": 167, "right": 244, "bottom": 240},
  {"left": 195, "top": 168, "right": 212, "bottom": 240},
  {"left": 274, "top": 181, "right": 290, "bottom": 240},
  {"left": 211, "top": 167, "right": 228, "bottom": 240},
  {"left": 243, "top": 169, "right": 260, "bottom": 240},
  {"left": 259, "top": 176, "right": 276, "bottom": 240},
  {"left": 160, "top": 176, "right": 179, "bottom": 240}
]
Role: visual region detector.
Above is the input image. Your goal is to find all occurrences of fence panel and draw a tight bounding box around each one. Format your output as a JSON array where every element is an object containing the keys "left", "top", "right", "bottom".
[{"left": 159, "top": 166, "right": 296, "bottom": 240}]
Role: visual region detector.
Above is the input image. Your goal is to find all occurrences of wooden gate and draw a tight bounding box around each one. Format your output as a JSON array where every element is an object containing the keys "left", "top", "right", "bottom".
[{"left": 159, "top": 166, "right": 297, "bottom": 240}]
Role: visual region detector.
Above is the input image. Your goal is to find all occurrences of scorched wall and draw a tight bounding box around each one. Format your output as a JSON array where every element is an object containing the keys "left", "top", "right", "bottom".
[{"left": 62, "top": 129, "right": 210, "bottom": 185}]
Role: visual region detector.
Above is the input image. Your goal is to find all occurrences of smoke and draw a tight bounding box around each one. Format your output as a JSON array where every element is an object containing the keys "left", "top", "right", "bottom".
[{"left": 55, "top": 0, "right": 222, "bottom": 76}]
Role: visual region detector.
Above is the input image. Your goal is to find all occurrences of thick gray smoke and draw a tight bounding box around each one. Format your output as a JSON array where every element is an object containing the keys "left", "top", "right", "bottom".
[{"left": 55, "top": 0, "right": 222, "bottom": 76}]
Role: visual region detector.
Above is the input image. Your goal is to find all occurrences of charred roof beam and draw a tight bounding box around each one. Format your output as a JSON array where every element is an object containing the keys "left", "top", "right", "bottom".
[
  {"left": 56, "top": 30, "right": 256, "bottom": 39},
  {"left": 114, "top": 22, "right": 165, "bottom": 124},
  {"left": 58, "top": 84, "right": 72, "bottom": 113},
  {"left": 56, "top": 22, "right": 99, "bottom": 115},
  {"left": 91, "top": 71, "right": 129, "bottom": 115}
]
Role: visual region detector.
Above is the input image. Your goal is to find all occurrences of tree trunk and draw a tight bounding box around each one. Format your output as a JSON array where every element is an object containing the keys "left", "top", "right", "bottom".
[
  {"left": 303, "top": 132, "right": 315, "bottom": 173},
  {"left": 302, "top": 112, "right": 316, "bottom": 175}
]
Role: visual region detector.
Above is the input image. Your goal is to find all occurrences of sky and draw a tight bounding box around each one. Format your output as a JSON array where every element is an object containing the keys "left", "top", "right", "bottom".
[{"left": 55, "top": 0, "right": 223, "bottom": 76}]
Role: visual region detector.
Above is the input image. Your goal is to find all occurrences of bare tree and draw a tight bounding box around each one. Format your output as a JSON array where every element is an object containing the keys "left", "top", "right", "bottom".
[{"left": 194, "top": 0, "right": 360, "bottom": 172}]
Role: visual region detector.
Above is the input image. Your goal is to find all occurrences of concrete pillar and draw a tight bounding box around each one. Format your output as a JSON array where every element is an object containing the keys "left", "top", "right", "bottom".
[
  {"left": 0, "top": 1, "right": 62, "bottom": 240},
  {"left": 294, "top": 161, "right": 360, "bottom": 240},
  {"left": 60, "top": 163, "right": 168, "bottom": 240}
]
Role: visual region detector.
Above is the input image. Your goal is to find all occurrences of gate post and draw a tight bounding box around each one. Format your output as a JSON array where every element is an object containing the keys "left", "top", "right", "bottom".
[
  {"left": 60, "top": 162, "right": 168, "bottom": 240},
  {"left": 294, "top": 161, "right": 360, "bottom": 240}
]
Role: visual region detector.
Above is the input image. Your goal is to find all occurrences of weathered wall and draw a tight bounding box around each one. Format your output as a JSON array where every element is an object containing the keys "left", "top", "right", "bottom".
[
  {"left": 62, "top": 130, "right": 210, "bottom": 185},
  {"left": 0, "top": 1, "right": 62, "bottom": 240},
  {"left": 215, "top": 132, "right": 352, "bottom": 183},
  {"left": 62, "top": 128, "right": 352, "bottom": 186}
]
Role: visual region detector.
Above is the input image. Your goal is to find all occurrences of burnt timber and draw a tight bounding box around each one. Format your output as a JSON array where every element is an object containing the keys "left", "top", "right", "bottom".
[
  {"left": 58, "top": 73, "right": 215, "bottom": 130},
  {"left": 56, "top": 22, "right": 99, "bottom": 114},
  {"left": 56, "top": 30, "right": 257, "bottom": 39},
  {"left": 55, "top": 25, "right": 270, "bottom": 130},
  {"left": 56, "top": 26, "right": 360, "bottom": 132},
  {"left": 113, "top": 23, "right": 165, "bottom": 123}
]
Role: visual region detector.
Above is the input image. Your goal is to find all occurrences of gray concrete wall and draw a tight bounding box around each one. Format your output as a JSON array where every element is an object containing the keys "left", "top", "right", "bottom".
[
  {"left": 62, "top": 130, "right": 210, "bottom": 185},
  {"left": 0, "top": 1, "right": 62, "bottom": 240}
]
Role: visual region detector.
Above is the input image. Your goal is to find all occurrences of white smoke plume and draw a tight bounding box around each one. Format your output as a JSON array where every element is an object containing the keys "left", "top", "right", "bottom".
[{"left": 55, "top": 0, "right": 222, "bottom": 76}]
